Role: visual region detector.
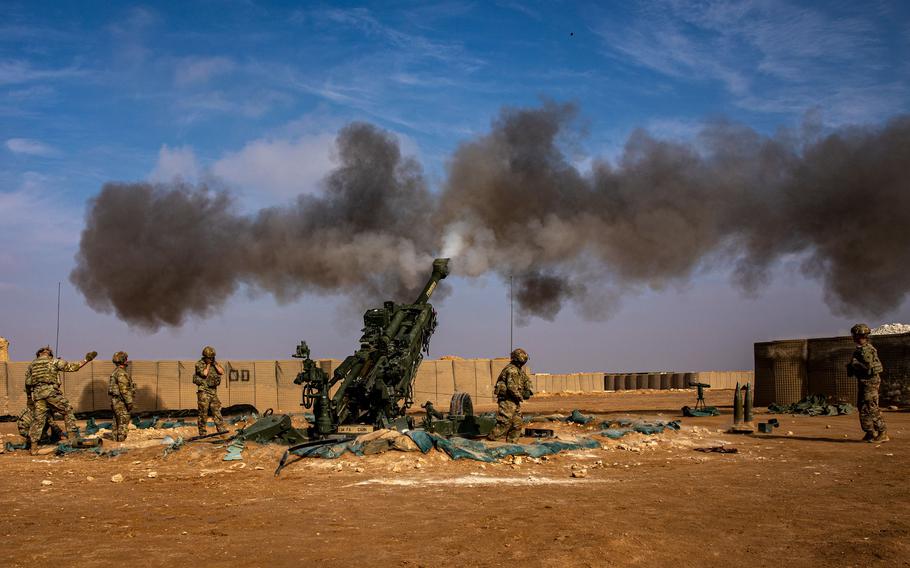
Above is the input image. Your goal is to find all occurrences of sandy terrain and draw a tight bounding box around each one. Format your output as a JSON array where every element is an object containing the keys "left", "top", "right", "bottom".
[{"left": 1, "top": 389, "right": 907, "bottom": 567}]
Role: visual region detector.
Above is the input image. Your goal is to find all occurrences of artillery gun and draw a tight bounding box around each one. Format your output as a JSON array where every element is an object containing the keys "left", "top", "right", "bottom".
[{"left": 293, "top": 258, "right": 451, "bottom": 438}]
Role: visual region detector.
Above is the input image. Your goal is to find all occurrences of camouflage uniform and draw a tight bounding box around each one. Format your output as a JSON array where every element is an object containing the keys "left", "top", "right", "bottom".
[
  {"left": 847, "top": 342, "right": 887, "bottom": 439},
  {"left": 488, "top": 350, "right": 533, "bottom": 443},
  {"left": 25, "top": 355, "right": 81, "bottom": 448},
  {"left": 109, "top": 366, "right": 135, "bottom": 442},
  {"left": 17, "top": 401, "right": 64, "bottom": 446},
  {"left": 194, "top": 358, "right": 226, "bottom": 436}
]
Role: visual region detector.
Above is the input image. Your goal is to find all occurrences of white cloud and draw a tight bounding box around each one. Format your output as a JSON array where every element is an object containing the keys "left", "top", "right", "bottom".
[
  {"left": 595, "top": 0, "right": 899, "bottom": 120},
  {"left": 0, "top": 60, "right": 84, "bottom": 85},
  {"left": 148, "top": 144, "right": 200, "bottom": 182},
  {"left": 211, "top": 134, "right": 335, "bottom": 198},
  {"left": 174, "top": 56, "right": 235, "bottom": 86},
  {"left": 5, "top": 138, "right": 57, "bottom": 156}
]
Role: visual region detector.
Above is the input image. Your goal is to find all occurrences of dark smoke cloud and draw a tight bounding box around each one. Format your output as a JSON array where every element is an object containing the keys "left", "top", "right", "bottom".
[
  {"left": 72, "top": 123, "right": 436, "bottom": 329},
  {"left": 72, "top": 104, "right": 910, "bottom": 329},
  {"left": 438, "top": 103, "right": 910, "bottom": 321}
]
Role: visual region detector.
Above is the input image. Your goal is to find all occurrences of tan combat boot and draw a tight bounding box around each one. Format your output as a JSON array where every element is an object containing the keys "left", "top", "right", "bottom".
[{"left": 873, "top": 431, "right": 890, "bottom": 443}]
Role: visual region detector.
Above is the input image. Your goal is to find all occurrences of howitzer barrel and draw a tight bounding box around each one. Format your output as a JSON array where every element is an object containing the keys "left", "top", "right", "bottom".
[{"left": 415, "top": 258, "right": 450, "bottom": 305}]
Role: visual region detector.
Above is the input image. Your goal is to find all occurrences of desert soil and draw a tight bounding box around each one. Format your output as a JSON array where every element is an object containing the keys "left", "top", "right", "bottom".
[{"left": 1, "top": 389, "right": 907, "bottom": 567}]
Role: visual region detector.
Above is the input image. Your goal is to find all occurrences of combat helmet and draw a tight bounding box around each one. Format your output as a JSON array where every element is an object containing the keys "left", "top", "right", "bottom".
[
  {"left": 510, "top": 348, "right": 529, "bottom": 366},
  {"left": 36, "top": 345, "right": 53, "bottom": 357},
  {"left": 202, "top": 346, "right": 216, "bottom": 358},
  {"left": 850, "top": 323, "right": 871, "bottom": 337},
  {"left": 112, "top": 351, "right": 129, "bottom": 365}
]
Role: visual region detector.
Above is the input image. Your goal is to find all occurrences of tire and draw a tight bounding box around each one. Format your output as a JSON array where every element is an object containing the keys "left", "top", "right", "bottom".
[{"left": 449, "top": 392, "right": 474, "bottom": 417}]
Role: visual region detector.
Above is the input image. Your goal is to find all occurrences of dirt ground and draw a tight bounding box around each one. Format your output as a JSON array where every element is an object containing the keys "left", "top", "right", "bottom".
[{"left": 1, "top": 389, "right": 907, "bottom": 568}]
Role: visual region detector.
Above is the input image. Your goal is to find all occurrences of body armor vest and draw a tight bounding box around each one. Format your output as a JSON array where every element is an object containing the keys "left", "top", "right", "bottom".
[{"left": 27, "top": 358, "right": 57, "bottom": 387}]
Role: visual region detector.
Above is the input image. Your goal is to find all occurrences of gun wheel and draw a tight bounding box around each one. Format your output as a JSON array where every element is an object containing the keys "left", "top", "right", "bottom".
[{"left": 449, "top": 392, "right": 474, "bottom": 417}]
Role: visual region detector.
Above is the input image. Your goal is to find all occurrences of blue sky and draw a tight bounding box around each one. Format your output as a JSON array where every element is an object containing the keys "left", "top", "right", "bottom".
[{"left": 2, "top": 1, "right": 909, "bottom": 371}]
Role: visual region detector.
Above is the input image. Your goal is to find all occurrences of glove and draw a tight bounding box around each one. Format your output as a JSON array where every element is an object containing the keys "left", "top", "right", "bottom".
[{"left": 85, "top": 351, "right": 98, "bottom": 362}]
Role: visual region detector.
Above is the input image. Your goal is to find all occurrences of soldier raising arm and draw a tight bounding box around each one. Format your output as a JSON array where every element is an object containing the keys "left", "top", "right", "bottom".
[{"left": 25, "top": 346, "right": 96, "bottom": 453}]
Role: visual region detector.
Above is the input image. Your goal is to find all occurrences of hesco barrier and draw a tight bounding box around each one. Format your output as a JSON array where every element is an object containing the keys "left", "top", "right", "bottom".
[
  {"left": 648, "top": 373, "right": 660, "bottom": 389},
  {"left": 754, "top": 340, "right": 807, "bottom": 406},
  {"left": 875, "top": 333, "right": 910, "bottom": 405},
  {"left": 807, "top": 337, "right": 856, "bottom": 404},
  {"left": 0, "top": 358, "right": 522, "bottom": 416},
  {"left": 0, "top": 357, "right": 759, "bottom": 416},
  {"left": 754, "top": 333, "right": 910, "bottom": 407}
]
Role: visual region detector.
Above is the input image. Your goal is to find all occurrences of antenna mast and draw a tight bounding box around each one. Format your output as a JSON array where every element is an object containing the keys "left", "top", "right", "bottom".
[{"left": 55, "top": 282, "right": 61, "bottom": 353}]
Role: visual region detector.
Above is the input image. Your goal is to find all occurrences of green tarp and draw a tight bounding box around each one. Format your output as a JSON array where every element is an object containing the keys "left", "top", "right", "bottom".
[
  {"left": 769, "top": 394, "right": 855, "bottom": 416},
  {"left": 287, "top": 420, "right": 679, "bottom": 462}
]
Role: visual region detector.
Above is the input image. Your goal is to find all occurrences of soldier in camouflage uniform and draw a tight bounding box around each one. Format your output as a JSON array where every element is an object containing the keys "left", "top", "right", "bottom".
[
  {"left": 846, "top": 324, "right": 888, "bottom": 442},
  {"left": 109, "top": 351, "right": 136, "bottom": 442},
  {"left": 17, "top": 402, "right": 64, "bottom": 448},
  {"left": 194, "top": 346, "right": 228, "bottom": 436},
  {"left": 25, "top": 346, "right": 96, "bottom": 454},
  {"left": 487, "top": 348, "right": 534, "bottom": 443}
]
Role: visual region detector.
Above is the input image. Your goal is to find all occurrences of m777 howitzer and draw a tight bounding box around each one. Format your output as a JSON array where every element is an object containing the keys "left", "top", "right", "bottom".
[{"left": 292, "top": 258, "right": 451, "bottom": 439}]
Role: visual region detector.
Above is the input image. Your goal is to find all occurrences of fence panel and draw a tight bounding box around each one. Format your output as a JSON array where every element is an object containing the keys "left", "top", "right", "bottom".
[
  {"left": 130, "top": 361, "right": 159, "bottom": 412},
  {"left": 276, "top": 360, "right": 302, "bottom": 413},
  {"left": 63, "top": 364, "right": 94, "bottom": 413}
]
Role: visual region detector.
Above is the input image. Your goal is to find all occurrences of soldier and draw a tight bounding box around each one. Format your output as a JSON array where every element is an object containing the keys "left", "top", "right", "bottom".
[
  {"left": 17, "top": 404, "right": 65, "bottom": 448},
  {"left": 846, "top": 323, "right": 888, "bottom": 443},
  {"left": 109, "top": 351, "right": 136, "bottom": 442},
  {"left": 487, "top": 348, "right": 534, "bottom": 443},
  {"left": 194, "top": 345, "right": 228, "bottom": 436},
  {"left": 25, "top": 346, "right": 96, "bottom": 454}
]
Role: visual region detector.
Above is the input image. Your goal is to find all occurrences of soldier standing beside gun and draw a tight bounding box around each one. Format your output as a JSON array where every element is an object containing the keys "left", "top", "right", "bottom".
[
  {"left": 109, "top": 351, "right": 135, "bottom": 442},
  {"left": 487, "top": 348, "right": 534, "bottom": 443},
  {"left": 194, "top": 346, "right": 227, "bottom": 436},
  {"left": 846, "top": 324, "right": 888, "bottom": 442},
  {"left": 25, "top": 346, "right": 96, "bottom": 454}
]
